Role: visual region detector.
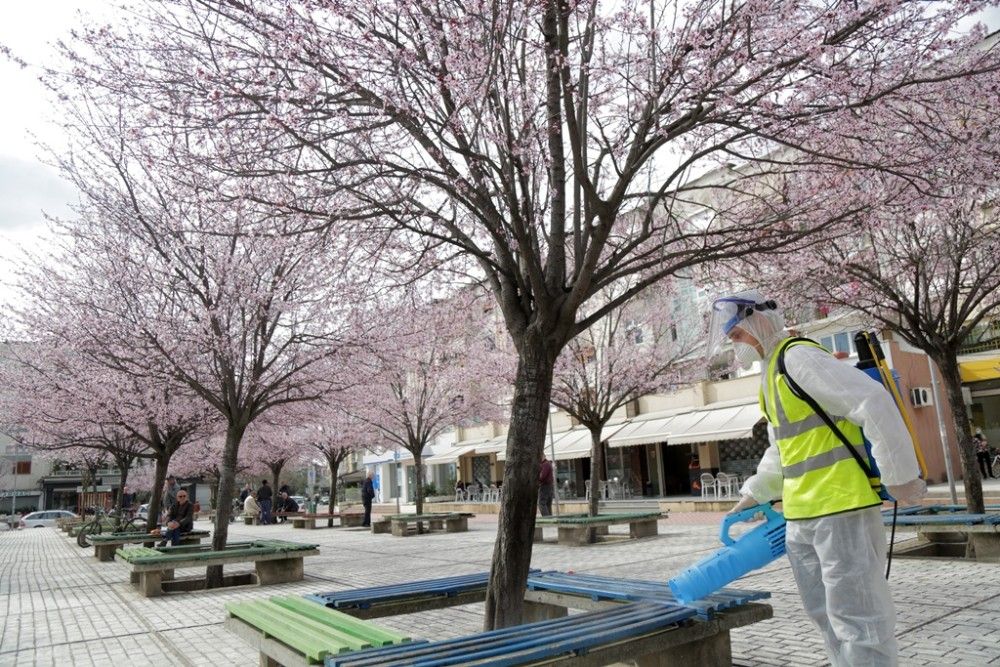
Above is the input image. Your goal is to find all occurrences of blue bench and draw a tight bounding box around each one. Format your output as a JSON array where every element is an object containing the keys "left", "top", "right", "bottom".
[
  {"left": 884, "top": 504, "right": 1000, "bottom": 518},
  {"left": 524, "top": 571, "right": 770, "bottom": 620},
  {"left": 885, "top": 509, "right": 1000, "bottom": 562},
  {"left": 302, "top": 571, "right": 770, "bottom": 665},
  {"left": 324, "top": 602, "right": 698, "bottom": 666},
  {"left": 307, "top": 571, "right": 543, "bottom": 619}
]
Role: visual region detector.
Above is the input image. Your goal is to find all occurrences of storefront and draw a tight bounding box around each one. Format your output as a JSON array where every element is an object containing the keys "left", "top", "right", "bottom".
[
  {"left": 962, "top": 356, "right": 1000, "bottom": 450},
  {"left": 0, "top": 490, "right": 42, "bottom": 513}
]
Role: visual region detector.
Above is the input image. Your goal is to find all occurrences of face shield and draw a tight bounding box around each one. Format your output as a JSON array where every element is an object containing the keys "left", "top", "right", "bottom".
[{"left": 706, "top": 290, "right": 783, "bottom": 360}]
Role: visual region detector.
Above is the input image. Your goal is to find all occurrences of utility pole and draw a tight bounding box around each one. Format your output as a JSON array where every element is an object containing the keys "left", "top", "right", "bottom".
[
  {"left": 10, "top": 440, "right": 18, "bottom": 517},
  {"left": 548, "top": 409, "right": 560, "bottom": 517},
  {"left": 928, "top": 356, "right": 958, "bottom": 504}
]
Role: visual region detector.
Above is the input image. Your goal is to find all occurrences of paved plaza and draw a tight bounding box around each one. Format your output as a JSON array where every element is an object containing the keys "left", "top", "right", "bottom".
[{"left": 1, "top": 511, "right": 998, "bottom": 666}]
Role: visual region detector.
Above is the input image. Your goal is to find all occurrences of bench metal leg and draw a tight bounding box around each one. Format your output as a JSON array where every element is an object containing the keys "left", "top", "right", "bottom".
[
  {"left": 630, "top": 519, "right": 659, "bottom": 539},
  {"left": 94, "top": 544, "right": 117, "bottom": 562},
  {"left": 635, "top": 627, "right": 731, "bottom": 666},
  {"left": 255, "top": 557, "right": 304, "bottom": 585}
]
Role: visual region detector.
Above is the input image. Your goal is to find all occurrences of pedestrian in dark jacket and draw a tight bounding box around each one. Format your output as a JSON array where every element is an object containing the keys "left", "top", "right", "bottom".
[
  {"left": 362, "top": 471, "right": 376, "bottom": 527},
  {"left": 276, "top": 492, "right": 299, "bottom": 522},
  {"left": 256, "top": 480, "right": 273, "bottom": 525}
]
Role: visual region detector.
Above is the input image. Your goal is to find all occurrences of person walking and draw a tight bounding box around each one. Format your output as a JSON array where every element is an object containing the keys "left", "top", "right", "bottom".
[
  {"left": 538, "top": 454, "right": 555, "bottom": 517},
  {"left": 708, "top": 289, "right": 925, "bottom": 667},
  {"left": 361, "top": 470, "right": 376, "bottom": 527},
  {"left": 974, "top": 431, "right": 994, "bottom": 479},
  {"left": 256, "top": 480, "right": 273, "bottom": 525}
]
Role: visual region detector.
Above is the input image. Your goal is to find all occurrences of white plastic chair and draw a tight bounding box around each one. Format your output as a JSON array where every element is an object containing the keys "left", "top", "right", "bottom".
[
  {"left": 716, "top": 472, "right": 735, "bottom": 499},
  {"left": 700, "top": 473, "right": 718, "bottom": 499}
]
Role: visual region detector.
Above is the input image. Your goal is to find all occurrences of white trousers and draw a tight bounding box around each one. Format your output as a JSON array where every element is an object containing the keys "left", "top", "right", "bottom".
[{"left": 786, "top": 506, "right": 897, "bottom": 667}]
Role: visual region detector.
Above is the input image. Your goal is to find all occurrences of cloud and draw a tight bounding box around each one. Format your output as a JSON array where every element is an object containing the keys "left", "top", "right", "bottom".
[{"left": 0, "top": 156, "right": 76, "bottom": 232}]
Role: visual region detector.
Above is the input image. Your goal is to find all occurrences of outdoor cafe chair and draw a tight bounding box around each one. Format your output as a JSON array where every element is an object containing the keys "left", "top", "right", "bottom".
[{"left": 699, "top": 473, "right": 718, "bottom": 499}]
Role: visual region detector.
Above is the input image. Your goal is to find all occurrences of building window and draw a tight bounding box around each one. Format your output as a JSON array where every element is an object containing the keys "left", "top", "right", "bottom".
[
  {"left": 14, "top": 461, "right": 31, "bottom": 475},
  {"left": 820, "top": 331, "right": 861, "bottom": 357}
]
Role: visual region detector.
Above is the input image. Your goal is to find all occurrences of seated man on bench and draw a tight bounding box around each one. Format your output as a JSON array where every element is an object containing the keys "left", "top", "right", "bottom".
[
  {"left": 153, "top": 489, "right": 194, "bottom": 546},
  {"left": 276, "top": 492, "right": 299, "bottom": 522}
]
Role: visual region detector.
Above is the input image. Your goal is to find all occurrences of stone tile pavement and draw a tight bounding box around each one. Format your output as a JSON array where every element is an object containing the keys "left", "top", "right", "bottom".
[{"left": 1, "top": 512, "right": 998, "bottom": 666}]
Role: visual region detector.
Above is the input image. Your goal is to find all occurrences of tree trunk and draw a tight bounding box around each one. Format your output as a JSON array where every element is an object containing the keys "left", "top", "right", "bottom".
[
  {"left": 269, "top": 460, "right": 285, "bottom": 495},
  {"left": 209, "top": 422, "right": 246, "bottom": 588},
  {"left": 937, "top": 354, "right": 984, "bottom": 513},
  {"left": 413, "top": 450, "right": 424, "bottom": 518},
  {"left": 115, "top": 455, "right": 131, "bottom": 523},
  {"left": 587, "top": 427, "right": 604, "bottom": 525},
  {"left": 146, "top": 454, "right": 171, "bottom": 531},
  {"left": 484, "top": 346, "right": 555, "bottom": 630},
  {"left": 327, "top": 455, "right": 340, "bottom": 514}
]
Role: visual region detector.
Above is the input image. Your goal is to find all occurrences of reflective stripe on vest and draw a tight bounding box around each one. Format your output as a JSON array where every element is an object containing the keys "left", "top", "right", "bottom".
[{"left": 762, "top": 338, "right": 882, "bottom": 520}]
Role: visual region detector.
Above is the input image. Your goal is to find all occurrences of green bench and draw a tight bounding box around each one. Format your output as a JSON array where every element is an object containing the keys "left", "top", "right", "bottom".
[
  {"left": 292, "top": 513, "right": 366, "bottom": 530},
  {"left": 535, "top": 512, "right": 666, "bottom": 546},
  {"left": 90, "top": 530, "right": 210, "bottom": 561},
  {"left": 386, "top": 513, "right": 473, "bottom": 537},
  {"left": 116, "top": 539, "right": 320, "bottom": 597},
  {"left": 225, "top": 596, "right": 414, "bottom": 666}
]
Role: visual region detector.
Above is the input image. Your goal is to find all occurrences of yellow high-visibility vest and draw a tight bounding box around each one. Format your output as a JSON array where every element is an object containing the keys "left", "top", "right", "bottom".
[{"left": 761, "top": 338, "right": 882, "bottom": 520}]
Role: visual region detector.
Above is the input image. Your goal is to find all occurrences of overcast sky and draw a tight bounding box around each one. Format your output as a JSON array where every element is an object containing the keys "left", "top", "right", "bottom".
[{"left": 0, "top": 4, "right": 997, "bottom": 307}]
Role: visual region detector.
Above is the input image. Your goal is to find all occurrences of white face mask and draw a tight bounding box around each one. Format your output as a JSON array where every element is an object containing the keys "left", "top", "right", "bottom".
[{"left": 733, "top": 342, "right": 761, "bottom": 369}]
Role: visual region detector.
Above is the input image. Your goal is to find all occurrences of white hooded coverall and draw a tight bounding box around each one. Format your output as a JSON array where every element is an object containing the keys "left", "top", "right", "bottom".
[{"left": 742, "top": 343, "right": 921, "bottom": 667}]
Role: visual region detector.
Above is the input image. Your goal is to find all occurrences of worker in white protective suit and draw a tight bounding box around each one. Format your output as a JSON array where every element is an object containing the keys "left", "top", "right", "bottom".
[{"left": 707, "top": 290, "right": 926, "bottom": 667}]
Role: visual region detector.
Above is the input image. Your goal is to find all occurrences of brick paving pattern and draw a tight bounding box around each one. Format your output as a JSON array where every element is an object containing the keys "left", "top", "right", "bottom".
[{"left": 1, "top": 512, "right": 998, "bottom": 666}]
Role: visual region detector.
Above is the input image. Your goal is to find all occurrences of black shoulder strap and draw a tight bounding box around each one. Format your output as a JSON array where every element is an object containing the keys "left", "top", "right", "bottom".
[{"left": 777, "top": 338, "right": 874, "bottom": 479}]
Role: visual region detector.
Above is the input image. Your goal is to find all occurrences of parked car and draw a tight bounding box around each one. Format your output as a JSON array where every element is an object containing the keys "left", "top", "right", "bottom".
[
  {"left": 291, "top": 495, "right": 307, "bottom": 509},
  {"left": 137, "top": 504, "right": 150, "bottom": 521},
  {"left": 19, "top": 510, "right": 78, "bottom": 528}
]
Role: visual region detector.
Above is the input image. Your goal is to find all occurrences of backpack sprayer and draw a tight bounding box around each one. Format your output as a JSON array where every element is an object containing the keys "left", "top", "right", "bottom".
[{"left": 668, "top": 331, "right": 928, "bottom": 604}]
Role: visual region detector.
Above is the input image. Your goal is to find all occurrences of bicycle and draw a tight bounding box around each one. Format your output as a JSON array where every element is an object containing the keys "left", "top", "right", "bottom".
[{"left": 76, "top": 505, "right": 142, "bottom": 548}]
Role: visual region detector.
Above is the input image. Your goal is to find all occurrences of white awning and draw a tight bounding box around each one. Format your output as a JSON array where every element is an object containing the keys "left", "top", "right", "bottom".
[
  {"left": 607, "top": 415, "right": 676, "bottom": 448},
  {"left": 424, "top": 442, "right": 480, "bottom": 465},
  {"left": 473, "top": 434, "right": 508, "bottom": 455},
  {"left": 497, "top": 423, "right": 629, "bottom": 461},
  {"left": 666, "top": 403, "right": 762, "bottom": 445}
]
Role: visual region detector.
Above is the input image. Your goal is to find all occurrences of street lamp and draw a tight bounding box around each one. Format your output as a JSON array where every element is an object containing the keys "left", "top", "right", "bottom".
[{"left": 10, "top": 439, "right": 19, "bottom": 517}]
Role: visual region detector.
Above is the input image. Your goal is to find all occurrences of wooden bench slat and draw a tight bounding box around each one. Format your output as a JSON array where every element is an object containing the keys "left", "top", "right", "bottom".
[
  {"left": 326, "top": 601, "right": 697, "bottom": 667},
  {"left": 228, "top": 601, "right": 350, "bottom": 661},
  {"left": 271, "top": 597, "right": 410, "bottom": 646}
]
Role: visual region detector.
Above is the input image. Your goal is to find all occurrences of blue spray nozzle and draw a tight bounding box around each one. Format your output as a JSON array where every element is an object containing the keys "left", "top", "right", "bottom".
[
  {"left": 668, "top": 503, "right": 786, "bottom": 605},
  {"left": 720, "top": 502, "right": 783, "bottom": 546}
]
